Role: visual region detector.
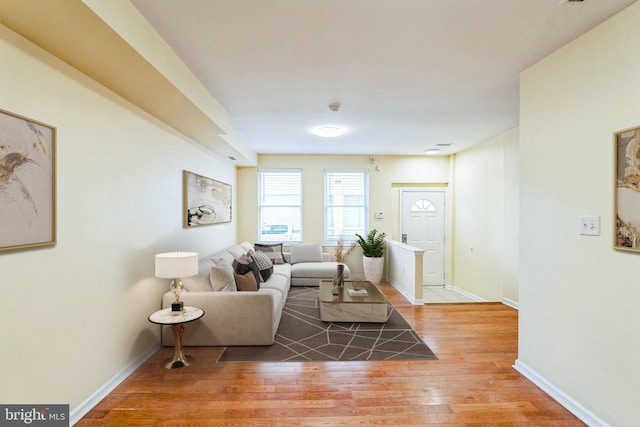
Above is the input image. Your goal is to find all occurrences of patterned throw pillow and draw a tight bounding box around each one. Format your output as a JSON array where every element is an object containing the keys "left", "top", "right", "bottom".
[
  {"left": 233, "top": 258, "right": 261, "bottom": 289},
  {"left": 252, "top": 251, "right": 274, "bottom": 282},
  {"left": 254, "top": 243, "right": 285, "bottom": 264}
]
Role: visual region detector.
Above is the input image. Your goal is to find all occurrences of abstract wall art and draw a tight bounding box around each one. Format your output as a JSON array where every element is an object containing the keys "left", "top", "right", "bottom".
[
  {"left": 183, "top": 170, "right": 231, "bottom": 227},
  {"left": 614, "top": 125, "right": 640, "bottom": 252},
  {"left": 0, "top": 109, "right": 56, "bottom": 252}
]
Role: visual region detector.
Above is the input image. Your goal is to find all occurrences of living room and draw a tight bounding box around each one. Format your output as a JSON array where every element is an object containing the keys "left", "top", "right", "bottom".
[{"left": 1, "top": 1, "right": 639, "bottom": 426}]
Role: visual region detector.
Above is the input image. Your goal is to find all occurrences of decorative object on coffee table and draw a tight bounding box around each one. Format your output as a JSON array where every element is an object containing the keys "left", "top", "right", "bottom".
[
  {"left": 355, "top": 229, "right": 386, "bottom": 285},
  {"left": 336, "top": 263, "right": 345, "bottom": 287},
  {"left": 334, "top": 240, "right": 356, "bottom": 263},
  {"left": 155, "top": 251, "right": 198, "bottom": 312}
]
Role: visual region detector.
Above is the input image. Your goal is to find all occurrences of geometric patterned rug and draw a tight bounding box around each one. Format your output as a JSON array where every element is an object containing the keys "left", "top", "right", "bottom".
[{"left": 218, "top": 286, "right": 437, "bottom": 362}]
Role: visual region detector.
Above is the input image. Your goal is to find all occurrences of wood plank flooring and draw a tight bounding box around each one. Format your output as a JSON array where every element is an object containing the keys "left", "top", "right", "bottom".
[{"left": 77, "top": 282, "right": 584, "bottom": 426}]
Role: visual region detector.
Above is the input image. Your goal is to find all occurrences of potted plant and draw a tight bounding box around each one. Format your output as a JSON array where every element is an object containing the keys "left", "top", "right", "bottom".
[{"left": 355, "top": 229, "right": 386, "bottom": 285}]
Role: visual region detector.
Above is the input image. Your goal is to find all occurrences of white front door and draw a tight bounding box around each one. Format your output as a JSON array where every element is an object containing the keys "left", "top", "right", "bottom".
[{"left": 401, "top": 190, "right": 446, "bottom": 286}]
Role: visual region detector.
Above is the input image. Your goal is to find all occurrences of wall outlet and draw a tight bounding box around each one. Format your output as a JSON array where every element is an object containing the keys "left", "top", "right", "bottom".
[
  {"left": 580, "top": 216, "right": 600, "bottom": 236},
  {"left": 375, "top": 211, "right": 384, "bottom": 219}
]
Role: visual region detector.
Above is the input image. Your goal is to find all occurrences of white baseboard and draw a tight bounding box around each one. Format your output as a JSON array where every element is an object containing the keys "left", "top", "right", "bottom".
[
  {"left": 387, "top": 278, "right": 425, "bottom": 305},
  {"left": 502, "top": 297, "right": 519, "bottom": 310},
  {"left": 444, "top": 283, "right": 486, "bottom": 302},
  {"left": 513, "top": 359, "right": 610, "bottom": 427},
  {"left": 70, "top": 343, "right": 160, "bottom": 426}
]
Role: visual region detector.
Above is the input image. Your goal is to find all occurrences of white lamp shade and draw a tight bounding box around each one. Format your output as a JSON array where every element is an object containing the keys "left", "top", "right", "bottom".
[{"left": 155, "top": 252, "right": 198, "bottom": 278}]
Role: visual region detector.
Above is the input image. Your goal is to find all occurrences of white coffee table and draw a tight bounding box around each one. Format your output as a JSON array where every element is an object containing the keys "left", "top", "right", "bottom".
[{"left": 319, "top": 280, "right": 388, "bottom": 323}]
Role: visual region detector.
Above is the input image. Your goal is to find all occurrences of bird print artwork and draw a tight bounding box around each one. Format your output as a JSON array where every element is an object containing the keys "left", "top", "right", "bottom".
[{"left": 0, "top": 109, "right": 55, "bottom": 251}]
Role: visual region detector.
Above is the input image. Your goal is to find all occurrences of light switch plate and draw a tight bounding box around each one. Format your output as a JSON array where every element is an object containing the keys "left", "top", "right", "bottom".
[{"left": 580, "top": 216, "right": 600, "bottom": 236}]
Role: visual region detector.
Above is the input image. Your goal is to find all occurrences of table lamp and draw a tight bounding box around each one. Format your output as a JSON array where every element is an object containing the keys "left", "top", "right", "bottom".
[{"left": 155, "top": 251, "right": 198, "bottom": 312}]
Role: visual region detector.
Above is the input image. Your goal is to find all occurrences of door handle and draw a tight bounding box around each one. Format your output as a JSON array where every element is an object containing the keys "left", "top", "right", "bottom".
[{"left": 402, "top": 234, "right": 407, "bottom": 244}]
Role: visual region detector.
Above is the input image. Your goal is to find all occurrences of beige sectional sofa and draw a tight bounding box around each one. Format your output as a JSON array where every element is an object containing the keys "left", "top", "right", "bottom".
[{"left": 161, "top": 241, "right": 350, "bottom": 346}]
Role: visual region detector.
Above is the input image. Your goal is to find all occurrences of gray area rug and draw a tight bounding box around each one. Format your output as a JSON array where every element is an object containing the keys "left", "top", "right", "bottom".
[{"left": 218, "top": 286, "right": 437, "bottom": 362}]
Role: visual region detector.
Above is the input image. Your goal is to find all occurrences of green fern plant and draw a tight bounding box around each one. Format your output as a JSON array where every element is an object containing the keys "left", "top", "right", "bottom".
[{"left": 355, "top": 229, "right": 387, "bottom": 257}]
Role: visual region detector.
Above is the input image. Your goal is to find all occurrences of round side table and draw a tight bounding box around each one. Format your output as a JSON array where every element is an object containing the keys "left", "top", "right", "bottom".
[{"left": 148, "top": 306, "right": 204, "bottom": 369}]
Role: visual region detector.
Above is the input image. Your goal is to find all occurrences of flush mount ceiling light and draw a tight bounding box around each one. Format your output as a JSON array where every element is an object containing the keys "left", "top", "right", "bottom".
[
  {"left": 311, "top": 102, "right": 345, "bottom": 137},
  {"left": 312, "top": 126, "right": 345, "bottom": 137},
  {"left": 424, "top": 148, "right": 441, "bottom": 155}
]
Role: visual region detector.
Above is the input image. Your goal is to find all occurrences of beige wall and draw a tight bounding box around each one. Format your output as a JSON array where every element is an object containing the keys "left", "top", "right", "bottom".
[
  {"left": 451, "top": 128, "right": 519, "bottom": 302},
  {"left": 238, "top": 154, "right": 450, "bottom": 277},
  {"left": 518, "top": 3, "right": 640, "bottom": 425},
  {"left": 0, "top": 24, "right": 236, "bottom": 414}
]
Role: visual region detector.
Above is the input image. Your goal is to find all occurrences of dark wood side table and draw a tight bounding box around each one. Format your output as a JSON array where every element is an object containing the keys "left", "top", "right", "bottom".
[{"left": 148, "top": 306, "right": 204, "bottom": 369}]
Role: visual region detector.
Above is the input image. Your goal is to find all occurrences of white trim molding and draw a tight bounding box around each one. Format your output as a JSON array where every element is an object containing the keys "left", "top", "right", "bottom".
[
  {"left": 502, "top": 297, "right": 519, "bottom": 310},
  {"left": 388, "top": 279, "right": 425, "bottom": 305},
  {"left": 70, "top": 344, "right": 160, "bottom": 425},
  {"left": 444, "top": 283, "right": 486, "bottom": 302},
  {"left": 513, "top": 359, "right": 610, "bottom": 427}
]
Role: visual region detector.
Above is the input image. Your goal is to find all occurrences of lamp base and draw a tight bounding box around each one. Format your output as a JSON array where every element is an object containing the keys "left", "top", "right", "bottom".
[{"left": 171, "top": 301, "right": 184, "bottom": 312}]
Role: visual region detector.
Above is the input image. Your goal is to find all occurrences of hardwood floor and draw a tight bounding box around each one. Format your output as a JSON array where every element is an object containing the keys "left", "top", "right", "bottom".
[{"left": 77, "top": 282, "right": 584, "bottom": 426}]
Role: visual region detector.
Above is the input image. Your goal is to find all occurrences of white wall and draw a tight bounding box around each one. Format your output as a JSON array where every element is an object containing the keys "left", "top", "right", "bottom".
[
  {"left": 238, "top": 154, "right": 451, "bottom": 278},
  {"left": 451, "top": 128, "right": 519, "bottom": 302},
  {"left": 0, "top": 24, "right": 236, "bottom": 414},
  {"left": 518, "top": 3, "right": 640, "bottom": 425}
]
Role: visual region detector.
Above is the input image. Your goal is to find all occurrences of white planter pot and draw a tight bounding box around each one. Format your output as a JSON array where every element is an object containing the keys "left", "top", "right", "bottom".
[{"left": 363, "top": 256, "right": 384, "bottom": 285}]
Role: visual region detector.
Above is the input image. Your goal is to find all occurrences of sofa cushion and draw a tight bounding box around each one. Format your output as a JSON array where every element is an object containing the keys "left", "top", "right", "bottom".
[
  {"left": 227, "top": 244, "right": 247, "bottom": 260},
  {"left": 291, "top": 261, "right": 348, "bottom": 278},
  {"left": 233, "top": 257, "right": 261, "bottom": 289},
  {"left": 209, "top": 250, "right": 235, "bottom": 266},
  {"left": 252, "top": 251, "right": 274, "bottom": 282},
  {"left": 209, "top": 259, "right": 236, "bottom": 292},
  {"left": 239, "top": 241, "right": 256, "bottom": 254},
  {"left": 254, "top": 243, "right": 285, "bottom": 264},
  {"left": 290, "top": 242, "right": 323, "bottom": 264},
  {"left": 260, "top": 273, "right": 289, "bottom": 299},
  {"left": 272, "top": 263, "right": 291, "bottom": 281},
  {"left": 235, "top": 271, "right": 258, "bottom": 291},
  {"left": 181, "top": 258, "right": 215, "bottom": 291}
]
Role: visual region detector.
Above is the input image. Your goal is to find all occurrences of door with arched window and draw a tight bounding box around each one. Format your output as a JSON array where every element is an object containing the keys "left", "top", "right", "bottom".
[{"left": 400, "top": 190, "right": 446, "bottom": 286}]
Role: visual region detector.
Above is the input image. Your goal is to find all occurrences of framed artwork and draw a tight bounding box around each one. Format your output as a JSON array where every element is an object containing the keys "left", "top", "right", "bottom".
[
  {"left": 614, "top": 125, "right": 640, "bottom": 252},
  {"left": 183, "top": 170, "right": 231, "bottom": 227},
  {"left": 0, "top": 109, "right": 56, "bottom": 252}
]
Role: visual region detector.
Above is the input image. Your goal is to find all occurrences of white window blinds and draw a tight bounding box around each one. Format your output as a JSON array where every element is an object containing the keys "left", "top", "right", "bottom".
[
  {"left": 258, "top": 169, "right": 302, "bottom": 242},
  {"left": 324, "top": 170, "right": 369, "bottom": 243}
]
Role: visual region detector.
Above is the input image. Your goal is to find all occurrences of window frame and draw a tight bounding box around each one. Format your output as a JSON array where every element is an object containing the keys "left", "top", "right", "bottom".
[
  {"left": 323, "top": 169, "right": 369, "bottom": 245},
  {"left": 257, "top": 168, "right": 303, "bottom": 244}
]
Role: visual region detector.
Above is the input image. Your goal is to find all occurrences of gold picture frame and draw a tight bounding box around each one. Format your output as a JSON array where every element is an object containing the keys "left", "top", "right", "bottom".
[
  {"left": 614, "top": 125, "right": 640, "bottom": 252},
  {"left": 183, "top": 170, "right": 231, "bottom": 227},
  {"left": 0, "top": 109, "right": 56, "bottom": 252}
]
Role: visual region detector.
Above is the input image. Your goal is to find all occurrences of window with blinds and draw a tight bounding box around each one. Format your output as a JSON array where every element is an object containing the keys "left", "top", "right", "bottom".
[
  {"left": 324, "top": 169, "right": 369, "bottom": 243},
  {"left": 258, "top": 169, "right": 302, "bottom": 243}
]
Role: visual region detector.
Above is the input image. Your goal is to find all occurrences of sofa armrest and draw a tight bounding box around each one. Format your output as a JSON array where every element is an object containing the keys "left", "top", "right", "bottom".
[{"left": 161, "top": 291, "right": 277, "bottom": 346}]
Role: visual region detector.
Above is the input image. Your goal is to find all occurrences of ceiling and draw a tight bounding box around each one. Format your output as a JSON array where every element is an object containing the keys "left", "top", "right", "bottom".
[{"left": 129, "top": 0, "right": 634, "bottom": 156}]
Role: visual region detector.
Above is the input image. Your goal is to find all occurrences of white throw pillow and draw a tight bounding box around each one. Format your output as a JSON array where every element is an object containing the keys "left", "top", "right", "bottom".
[
  {"left": 290, "top": 242, "right": 323, "bottom": 264},
  {"left": 210, "top": 259, "right": 237, "bottom": 292}
]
